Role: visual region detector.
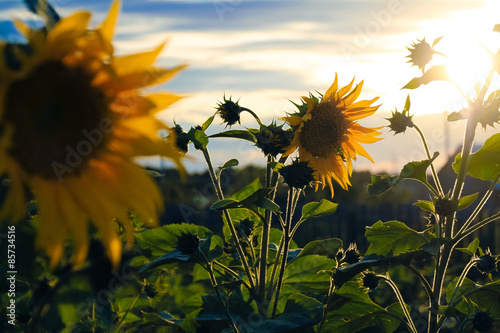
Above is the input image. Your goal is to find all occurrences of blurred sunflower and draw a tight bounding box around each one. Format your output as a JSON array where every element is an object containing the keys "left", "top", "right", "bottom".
[
  {"left": 281, "top": 74, "right": 381, "bottom": 196},
  {"left": 0, "top": 0, "right": 185, "bottom": 267}
]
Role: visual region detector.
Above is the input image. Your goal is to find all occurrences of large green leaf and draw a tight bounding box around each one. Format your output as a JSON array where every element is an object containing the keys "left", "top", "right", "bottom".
[
  {"left": 402, "top": 65, "right": 451, "bottom": 89},
  {"left": 447, "top": 278, "right": 500, "bottom": 318},
  {"left": 282, "top": 255, "right": 335, "bottom": 294},
  {"left": 323, "top": 281, "right": 402, "bottom": 333},
  {"left": 365, "top": 221, "right": 430, "bottom": 256},
  {"left": 453, "top": 133, "right": 500, "bottom": 181},
  {"left": 135, "top": 223, "right": 213, "bottom": 257},
  {"left": 301, "top": 199, "right": 338, "bottom": 220},
  {"left": 296, "top": 238, "right": 342, "bottom": 260},
  {"left": 367, "top": 175, "right": 398, "bottom": 195}
]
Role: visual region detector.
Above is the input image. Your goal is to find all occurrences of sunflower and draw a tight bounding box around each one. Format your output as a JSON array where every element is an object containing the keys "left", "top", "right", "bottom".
[
  {"left": 0, "top": 1, "right": 185, "bottom": 267},
  {"left": 281, "top": 74, "right": 381, "bottom": 196}
]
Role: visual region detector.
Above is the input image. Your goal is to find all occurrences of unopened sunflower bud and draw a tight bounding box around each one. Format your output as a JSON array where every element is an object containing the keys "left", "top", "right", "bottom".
[
  {"left": 406, "top": 38, "right": 434, "bottom": 73},
  {"left": 434, "top": 196, "right": 458, "bottom": 216},
  {"left": 279, "top": 158, "right": 315, "bottom": 189},
  {"left": 472, "top": 311, "right": 495, "bottom": 332},
  {"left": 173, "top": 123, "right": 190, "bottom": 153},
  {"left": 143, "top": 283, "right": 158, "bottom": 299},
  {"left": 343, "top": 242, "right": 361, "bottom": 264},
  {"left": 216, "top": 95, "right": 244, "bottom": 127},
  {"left": 255, "top": 123, "right": 294, "bottom": 157},
  {"left": 362, "top": 272, "right": 380, "bottom": 291},
  {"left": 386, "top": 108, "right": 414, "bottom": 135},
  {"left": 176, "top": 232, "right": 200, "bottom": 255},
  {"left": 476, "top": 249, "right": 498, "bottom": 274},
  {"left": 238, "top": 218, "right": 254, "bottom": 237}
]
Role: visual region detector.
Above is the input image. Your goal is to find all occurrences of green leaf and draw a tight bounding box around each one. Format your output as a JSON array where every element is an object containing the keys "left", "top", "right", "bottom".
[
  {"left": 367, "top": 175, "right": 398, "bottom": 195},
  {"left": 413, "top": 200, "right": 435, "bottom": 213},
  {"left": 453, "top": 133, "right": 500, "bottom": 181},
  {"left": 323, "top": 281, "right": 402, "bottom": 333},
  {"left": 283, "top": 255, "right": 335, "bottom": 293},
  {"left": 457, "top": 238, "right": 480, "bottom": 256},
  {"left": 219, "top": 159, "right": 239, "bottom": 171},
  {"left": 202, "top": 114, "right": 215, "bottom": 131},
  {"left": 138, "top": 249, "right": 190, "bottom": 273},
  {"left": 231, "top": 177, "right": 262, "bottom": 201},
  {"left": 141, "top": 311, "right": 181, "bottom": 326},
  {"left": 447, "top": 278, "right": 500, "bottom": 318},
  {"left": 447, "top": 109, "right": 468, "bottom": 122},
  {"left": 210, "top": 199, "right": 239, "bottom": 210},
  {"left": 187, "top": 127, "right": 209, "bottom": 150},
  {"left": 135, "top": 223, "right": 212, "bottom": 257},
  {"left": 402, "top": 65, "right": 451, "bottom": 89},
  {"left": 209, "top": 129, "right": 257, "bottom": 143},
  {"left": 301, "top": 199, "right": 338, "bottom": 220},
  {"left": 365, "top": 221, "right": 429, "bottom": 256},
  {"left": 399, "top": 152, "right": 439, "bottom": 183},
  {"left": 297, "top": 238, "right": 342, "bottom": 259},
  {"left": 403, "top": 94, "right": 411, "bottom": 112},
  {"left": 457, "top": 193, "right": 479, "bottom": 210},
  {"left": 432, "top": 36, "right": 444, "bottom": 47}
]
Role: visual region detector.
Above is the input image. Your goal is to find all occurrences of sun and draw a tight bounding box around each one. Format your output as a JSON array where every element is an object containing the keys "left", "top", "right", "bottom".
[{"left": 442, "top": 35, "right": 493, "bottom": 95}]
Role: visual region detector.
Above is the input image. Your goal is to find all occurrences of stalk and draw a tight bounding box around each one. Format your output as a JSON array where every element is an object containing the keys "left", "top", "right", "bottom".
[
  {"left": 379, "top": 275, "right": 418, "bottom": 333},
  {"left": 201, "top": 148, "right": 257, "bottom": 293},
  {"left": 413, "top": 124, "right": 444, "bottom": 197}
]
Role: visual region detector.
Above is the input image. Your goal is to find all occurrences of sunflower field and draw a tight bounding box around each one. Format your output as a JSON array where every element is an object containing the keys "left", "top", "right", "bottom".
[{"left": 1, "top": 1, "right": 500, "bottom": 332}]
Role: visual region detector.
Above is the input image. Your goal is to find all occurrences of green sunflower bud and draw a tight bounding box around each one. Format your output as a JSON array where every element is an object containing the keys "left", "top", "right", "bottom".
[
  {"left": 343, "top": 242, "right": 361, "bottom": 264},
  {"left": 279, "top": 158, "right": 315, "bottom": 189},
  {"left": 434, "top": 196, "right": 458, "bottom": 216},
  {"left": 362, "top": 272, "right": 380, "bottom": 291},
  {"left": 476, "top": 249, "right": 498, "bottom": 274},
  {"left": 176, "top": 232, "right": 200, "bottom": 255},
  {"left": 472, "top": 311, "right": 495, "bottom": 332},
  {"left": 173, "top": 123, "right": 190, "bottom": 153},
  {"left": 386, "top": 108, "right": 414, "bottom": 135},
  {"left": 238, "top": 218, "right": 254, "bottom": 237},
  {"left": 255, "top": 123, "right": 294, "bottom": 157},
  {"left": 216, "top": 95, "right": 244, "bottom": 127}
]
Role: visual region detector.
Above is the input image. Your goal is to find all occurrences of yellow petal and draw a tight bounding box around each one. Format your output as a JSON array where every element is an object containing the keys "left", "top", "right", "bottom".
[
  {"left": 323, "top": 73, "right": 339, "bottom": 100},
  {"left": 13, "top": 19, "right": 31, "bottom": 37},
  {"left": 336, "top": 77, "right": 355, "bottom": 100},
  {"left": 98, "top": 65, "right": 186, "bottom": 93},
  {"left": 99, "top": 0, "right": 121, "bottom": 43},
  {"left": 112, "top": 42, "right": 166, "bottom": 76},
  {"left": 46, "top": 11, "right": 91, "bottom": 52}
]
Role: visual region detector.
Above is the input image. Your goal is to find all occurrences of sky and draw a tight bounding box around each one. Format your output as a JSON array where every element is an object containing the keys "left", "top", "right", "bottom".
[{"left": 1, "top": 0, "right": 500, "bottom": 174}]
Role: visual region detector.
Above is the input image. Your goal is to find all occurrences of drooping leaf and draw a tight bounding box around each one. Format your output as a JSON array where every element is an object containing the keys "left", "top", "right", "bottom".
[
  {"left": 399, "top": 152, "right": 439, "bottom": 184},
  {"left": 453, "top": 133, "right": 500, "bottom": 181},
  {"left": 141, "top": 311, "right": 182, "bottom": 326},
  {"left": 413, "top": 200, "right": 435, "bottom": 213},
  {"left": 301, "top": 199, "right": 338, "bottom": 220},
  {"left": 368, "top": 153, "right": 438, "bottom": 195},
  {"left": 138, "top": 249, "right": 190, "bottom": 273},
  {"left": 402, "top": 65, "right": 451, "bottom": 89},
  {"left": 367, "top": 175, "right": 398, "bottom": 195},
  {"left": 296, "top": 238, "right": 342, "bottom": 260},
  {"left": 187, "top": 127, "right": 209, "bottom": 150},
  {"left": 209, "top": 129, "right": 257, "bottom": 143},
  {"left": 365, "top": 221, "right": 430, "bottom": 256}
]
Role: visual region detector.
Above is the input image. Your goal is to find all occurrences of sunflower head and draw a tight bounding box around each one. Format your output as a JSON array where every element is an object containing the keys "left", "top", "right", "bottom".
[
  {"left": 216, "top": 95, "right": 244, "bottom": 127},
  {"left": 433, "top": 196, "right": 458, "bottom": 216},
  {"left": 176, "top": 232, "right": 200, "bottom": 255},
  {"left": 406, "top": 38, "right": 434, "bottom": 73},
  {"left": 342, "top": 242, "right": 361, "bottom": 264},
  {"left": 0, "top": 0, "right": 184, "bottom": 268},
  {"left": 280, "top": 74, "right": 382, "bottom": 197},
  {"left": 255, "top": 122, "right": 294, "bottom": 157},
  {"left": 279, "top": 158, "right": 315, "bottom": 189}
]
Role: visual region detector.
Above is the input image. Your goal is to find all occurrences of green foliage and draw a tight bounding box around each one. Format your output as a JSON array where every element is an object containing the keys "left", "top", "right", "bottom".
[
  {"left": 402, "top": 65, "right": 451, "bottom": 89},
  {"left": 453, "top": 133, "right": 500, "bottom": 181}
]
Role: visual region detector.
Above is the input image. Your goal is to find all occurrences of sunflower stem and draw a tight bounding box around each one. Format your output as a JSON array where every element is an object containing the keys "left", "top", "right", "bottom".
[
  {"left": 201, "top": 148, "right": 257, "bottom": 295},
  {"left": 413, "top": 124, "right": 444, "bottom": 197},
  {"left": 379, "top": 274, "right": 418, "bottom": 333},
  {"left": 271, "top": 188, "right": 296, "bottom": 318}
]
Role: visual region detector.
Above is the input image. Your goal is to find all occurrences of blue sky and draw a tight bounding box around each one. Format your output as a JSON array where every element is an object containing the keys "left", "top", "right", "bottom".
[{"left": 1, "top": 0, "right": 500, "bottom": 174}]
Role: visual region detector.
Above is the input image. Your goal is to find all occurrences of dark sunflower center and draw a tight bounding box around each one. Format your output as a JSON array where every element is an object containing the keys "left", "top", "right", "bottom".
[
  {"left": 298, "top": 101, "right": 348, "bottom": 158},
  {"left": 4, "top": 60, "right": 112, "bottom": 180}
]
